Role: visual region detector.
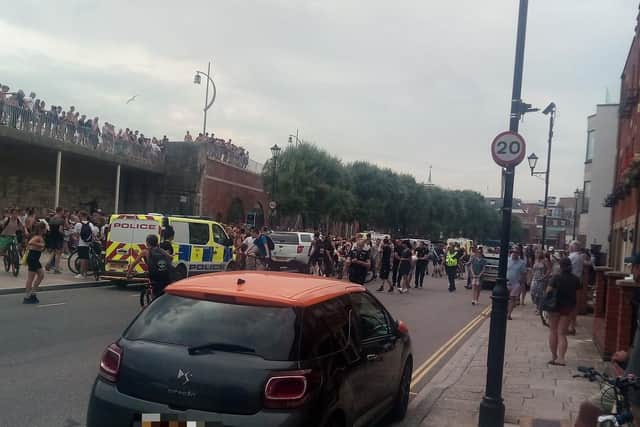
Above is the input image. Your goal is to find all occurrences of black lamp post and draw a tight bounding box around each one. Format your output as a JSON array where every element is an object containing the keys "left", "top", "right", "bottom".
[
  {"left": 478, "top": 1, "right": 535, "bottom": 426},
  {"left": 573, "top": 188, "right": 580, "bottom": 240},
  {"left": 193, "top": 61, "right": 217, "bottom": 134},
  {"left": 527, "top": 102, "right": 556, "bottom": 250},
  {"left": 270, "top": 144, "right": 282, "bottom": 227}
]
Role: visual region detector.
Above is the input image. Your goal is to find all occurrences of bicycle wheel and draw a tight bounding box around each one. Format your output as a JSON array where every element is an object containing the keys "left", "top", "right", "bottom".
[
  {"left": 363, "top": 270, "right": 375, "bottom": 284},
  {"left": 3, "top": 255, "right": 9, "bottom": 272},
  {"left": 10, "top": 247, "right": 20, "bottom": 277},
  {"left": 139, "top": 287, "right": 151, "bottom": 307},
  {"left": 91, "top": 255, "right": 101, "bottom": 281},
  {"left": 67, "top": 250, "right": 80, "bottom": 274}
]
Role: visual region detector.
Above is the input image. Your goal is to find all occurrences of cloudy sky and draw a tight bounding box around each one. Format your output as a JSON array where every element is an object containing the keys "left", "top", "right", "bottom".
[{"left": 0, "top": 0, "right": 635, "bottom": 201}]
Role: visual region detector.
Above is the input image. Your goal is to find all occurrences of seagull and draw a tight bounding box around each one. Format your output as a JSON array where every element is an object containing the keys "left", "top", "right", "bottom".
[{"left": 126, "top": 95, "right": 139, "bottom": 104}]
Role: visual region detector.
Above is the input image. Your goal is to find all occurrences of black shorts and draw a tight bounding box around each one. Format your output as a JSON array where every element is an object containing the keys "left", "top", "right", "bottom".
[
  {"left": 48, "top": 235, "right": 64, "bottom": 250},
  {"left": 399, "top": 263, "right": 411, "bottom": 277},
  {"left": 151, "top": 281, "right": 169, "bottom": 298},
  {"left": 27, "top": 250, "right": 42, "bottom": 272},
  {"left": 77, "top": 246, "right": 90, "bottom": 260}
]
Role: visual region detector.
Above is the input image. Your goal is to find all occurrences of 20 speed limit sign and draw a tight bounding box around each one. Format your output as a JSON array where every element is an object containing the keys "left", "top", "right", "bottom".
[{"left": 491, "top": 131, "right": 526, "bottom": 167}]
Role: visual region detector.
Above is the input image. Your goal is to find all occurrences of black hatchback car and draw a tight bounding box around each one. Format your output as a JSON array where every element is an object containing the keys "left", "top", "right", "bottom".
[{"left": 87, "top": 272, "right": 412, "bottom": 427}]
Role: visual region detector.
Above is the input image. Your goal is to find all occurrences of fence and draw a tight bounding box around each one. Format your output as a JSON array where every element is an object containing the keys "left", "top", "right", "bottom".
[
  {"left": 0, "top": 103, "right": 164, "bottom": 167},
  {"left": 205, "top": 143, "right": 263, "bottom": 174}
]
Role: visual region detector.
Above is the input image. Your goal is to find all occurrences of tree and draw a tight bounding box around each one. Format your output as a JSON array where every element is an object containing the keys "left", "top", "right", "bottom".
[{"left": 264, "top": 143, "right": 507, "bottom": 240}]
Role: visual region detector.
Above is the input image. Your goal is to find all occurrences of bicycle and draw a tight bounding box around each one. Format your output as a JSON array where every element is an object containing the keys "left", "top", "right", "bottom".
[
  {"left": 3, "top": 237, "right": 21, "bottom": 277},
  {"left": 139, "top": 281, "right": 153, "bottom": 308},
  {"left": 574, "top": 366, "right": 638, "bottom": 426},
  {"left": 67, "top": 242, "right": 104, "bottom": 280}
]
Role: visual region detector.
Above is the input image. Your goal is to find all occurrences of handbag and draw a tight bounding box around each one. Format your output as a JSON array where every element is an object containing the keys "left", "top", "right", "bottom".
[{"left": 541, "top": 287, "right": 558, "bottom": 312}]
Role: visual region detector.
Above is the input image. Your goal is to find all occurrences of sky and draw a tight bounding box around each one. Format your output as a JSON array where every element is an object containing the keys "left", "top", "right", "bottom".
[{"left": 0, "top": 0, "right": 635, "bottom": 201}]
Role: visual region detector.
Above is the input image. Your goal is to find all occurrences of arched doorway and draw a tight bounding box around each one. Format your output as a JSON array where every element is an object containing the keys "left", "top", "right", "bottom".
[{"left": 227, "top": 198, "right": 245, "bottom": 225}]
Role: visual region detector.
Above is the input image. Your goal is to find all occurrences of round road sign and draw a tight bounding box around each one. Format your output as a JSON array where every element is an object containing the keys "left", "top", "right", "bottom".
[
  {"left": 491, "top": 131, "right": 526, "bottom": 168},
  {"left": 269, "top": 201, "right": 277, "bottom": 210}
]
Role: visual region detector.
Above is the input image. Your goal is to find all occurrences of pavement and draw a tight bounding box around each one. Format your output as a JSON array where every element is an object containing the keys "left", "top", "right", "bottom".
[
  {"left": 0, "top": 261, "right": 109, "bottom": 295},
  {"left": 400, "top": 302, "right": 603, "bottom": 427},
  {"left": 0, "top": 272, "right": 486, "bottom": 427}
]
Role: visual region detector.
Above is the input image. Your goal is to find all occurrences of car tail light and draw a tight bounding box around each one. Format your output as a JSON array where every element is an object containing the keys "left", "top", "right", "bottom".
[
  {"left": 297, "top": 245, "right": 304, "bottom": 254},
  {"left": 99, "top": 343, "right": 122, "bottom": 383},
  {"left": 397, "top": 320, "right": 409, "bottom": 335},
  {"left": 264, "top": 370, "right": 321, "bottom": 409}
]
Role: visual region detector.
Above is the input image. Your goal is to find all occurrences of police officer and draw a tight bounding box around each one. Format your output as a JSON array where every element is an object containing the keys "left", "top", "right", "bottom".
[
  {"left": 445, "top": 245, "right": 460, "bottom": 292},
  {"left": 348, "top": 240, "right": 371, "bottom": 285}
]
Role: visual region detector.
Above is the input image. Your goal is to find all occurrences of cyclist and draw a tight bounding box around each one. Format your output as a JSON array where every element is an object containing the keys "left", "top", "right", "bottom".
[
  {"left": 127, "top": 234, "right": 174, "bottom": 302},
  {"left": 0, "top": 208, "right": 27, "bottom": 260},
  {"left": 73, "top": 211, "right": 98, "bottom": 279}
]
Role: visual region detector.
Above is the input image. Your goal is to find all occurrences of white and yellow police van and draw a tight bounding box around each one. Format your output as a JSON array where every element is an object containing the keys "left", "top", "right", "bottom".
[{"left": 102, "top": 214, "right": 235, "bottom": 283}]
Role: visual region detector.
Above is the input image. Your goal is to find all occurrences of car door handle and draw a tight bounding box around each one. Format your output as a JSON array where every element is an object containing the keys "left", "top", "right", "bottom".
[{"left": 366, "top": 354, "right": 380, "bottom": 362}]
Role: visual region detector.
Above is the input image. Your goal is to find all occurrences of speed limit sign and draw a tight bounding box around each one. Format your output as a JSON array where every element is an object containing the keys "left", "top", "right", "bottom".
[{"left": 491, "top": 131, "right": 526, "bottom": 167}]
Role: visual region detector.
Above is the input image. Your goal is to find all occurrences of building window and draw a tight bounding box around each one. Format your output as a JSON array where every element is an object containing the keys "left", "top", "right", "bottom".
[
  {"left": 583, "top": 181, "right": 591, "bottom": 213},
  {"left": 586, "top": 131, "right": 595, "bottom": 162}
]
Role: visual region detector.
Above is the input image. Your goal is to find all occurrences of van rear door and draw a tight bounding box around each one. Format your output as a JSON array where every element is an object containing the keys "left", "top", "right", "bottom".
[{"left": 105, "top": 215, "right": 161, "bottom": 278}]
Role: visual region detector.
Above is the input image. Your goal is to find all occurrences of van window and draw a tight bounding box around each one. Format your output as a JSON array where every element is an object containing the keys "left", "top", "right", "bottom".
[
  {"left": 171, "top": 221, "right": 189, "bottom": 244},
  {"left": 212, "top": 224, "right": 227, "bottom": 245},
  {"left": 271, "top": 233, "right": 300, "bottom": 245},
  {"left": 189, "top": 223, "right": 210, "bottom": 245},
  {"left": 300, "top": 234, "right": 312, "bottom": 243}
]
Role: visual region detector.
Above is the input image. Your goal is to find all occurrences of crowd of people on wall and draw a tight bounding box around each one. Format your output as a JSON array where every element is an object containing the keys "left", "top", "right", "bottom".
[
  {"left": 184, "top": 131, "right": 250, "bottom": 169},
  {"left": 0, "top": 83, "right": 167, "bottom": 164}
]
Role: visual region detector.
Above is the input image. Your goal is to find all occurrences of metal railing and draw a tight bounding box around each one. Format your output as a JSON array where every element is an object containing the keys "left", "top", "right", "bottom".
[
  {"left": 205, "top": 144, "right": 263, "bottom": 174},
  {"left": 0, "top": 103, "right": 164, "bottom": 167}
]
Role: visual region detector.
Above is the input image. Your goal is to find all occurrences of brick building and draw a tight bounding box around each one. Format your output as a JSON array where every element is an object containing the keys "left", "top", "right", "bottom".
[{"left": 610, "top": 8, "right": 640, "bottom": 271}]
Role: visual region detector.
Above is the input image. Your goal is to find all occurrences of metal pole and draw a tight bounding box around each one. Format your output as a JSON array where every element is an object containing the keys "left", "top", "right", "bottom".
[
  {"left": 478, "top": 1, "right": 528, "bottom": 426},
  {"left": 541, "top": 111, "right": 554, "bottom": 249},
  {"left": 203, "top": 61, "right": 211, "bottom": 134},
  {"left": 573, "top": 193, "right": 578, "bottom": 239},
  {"left": 272, "top": 157, "right": 277, "bottom": 226},
  {"left": 114, "top": 164, "right": 121, "bottom": 214},
  {"left": 296, "top": 128, "right": 299, "bottom": 146},
  {"left": 54, "top": 151, "right": 61, "bottom": 208}
]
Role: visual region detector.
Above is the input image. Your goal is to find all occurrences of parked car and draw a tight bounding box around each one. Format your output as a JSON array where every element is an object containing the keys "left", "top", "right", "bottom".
[
  {"left": 270, "top": 231, "right": 314, "bottom": 272},
  {"left": 86, "top": 272, "right": 412, "bottom": 427},
  {"left": 481, "top": 252, "right": 500, "bottom": 289}
]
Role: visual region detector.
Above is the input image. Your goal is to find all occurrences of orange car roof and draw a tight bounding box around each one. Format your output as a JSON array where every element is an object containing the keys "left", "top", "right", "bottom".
[{"left": 165, "top": 272, "right": 365, "bottom": 307}]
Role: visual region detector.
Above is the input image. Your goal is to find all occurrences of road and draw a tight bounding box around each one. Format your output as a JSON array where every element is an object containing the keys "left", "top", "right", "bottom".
[{"left": 0, "top": 273, "right": 487, "bottom": 427}]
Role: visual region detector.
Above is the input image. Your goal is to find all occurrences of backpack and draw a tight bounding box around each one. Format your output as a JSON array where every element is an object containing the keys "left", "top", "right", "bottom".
[
  {"left": 148, "top": 247, "right": 171, "bottom": 282},
  {"left": 80, "top": 222, "right": 93, "bottom": 242},
  {"left": 265, "top": 234, "right": 275, "bottom": 251}
]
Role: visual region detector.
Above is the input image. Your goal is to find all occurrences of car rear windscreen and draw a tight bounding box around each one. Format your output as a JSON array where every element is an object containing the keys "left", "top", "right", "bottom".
[
  {"left": 125, "top": 295, "right": 299, "bottom": 361},
  {"left": 270, "top": 233, "right": 300, "bottom": 245}
]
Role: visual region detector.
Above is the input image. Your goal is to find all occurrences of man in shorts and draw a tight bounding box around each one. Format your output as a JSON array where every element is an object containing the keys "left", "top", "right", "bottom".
[
  {"left": 73, "top": 211, "right": 98, "bottom": 279},
  {"left": 506, "top": 249, "right": 527, "bottom": 320}
]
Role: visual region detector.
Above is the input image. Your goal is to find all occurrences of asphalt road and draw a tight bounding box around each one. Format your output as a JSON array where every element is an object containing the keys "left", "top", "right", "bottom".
[{"left": 0, "top": 273, "right": 486, "bottom": 427}]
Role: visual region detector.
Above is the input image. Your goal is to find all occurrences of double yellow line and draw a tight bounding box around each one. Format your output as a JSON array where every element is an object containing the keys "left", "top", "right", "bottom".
[{"left": 410, "top": 306, "right": 491, "bottom": 389}]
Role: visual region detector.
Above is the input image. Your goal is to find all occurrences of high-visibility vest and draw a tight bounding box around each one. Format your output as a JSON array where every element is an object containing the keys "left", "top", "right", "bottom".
[{"left": 446, "top": 252, "right": 458, "bottom": 267}]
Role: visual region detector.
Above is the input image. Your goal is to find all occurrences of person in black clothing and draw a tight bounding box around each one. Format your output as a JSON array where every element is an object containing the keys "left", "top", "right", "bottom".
[
  {"left": 398, "top": 240, "right": 412, "bottom": 294},
  {"left": 391, "top": 239, "right": 402, "bottom": 287},
  {"left": 128, "top": 234, "right": 174, "bottom": 302},
  {"left": 546, "top": 257, "right": 579, "bottom": 366},
  {"left": 323, "top": 235, "right": 335, "bottom": 276},
  {"left": 414, "top": 241, "right": 428, "bottom": 288},
  {"left": 377, "top": 238, "right": 393, "bottom": 292},
  {"left": 348, "top": 240, "right": 371, "bottom": 285}
]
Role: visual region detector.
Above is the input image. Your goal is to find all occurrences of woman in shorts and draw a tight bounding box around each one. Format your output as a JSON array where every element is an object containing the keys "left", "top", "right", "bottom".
[
  {"left": 23, "top": 222, "right": 46, "bottom": 304},
  {"left": 546, "top": 257, "right": 579, "bottom": 366}
]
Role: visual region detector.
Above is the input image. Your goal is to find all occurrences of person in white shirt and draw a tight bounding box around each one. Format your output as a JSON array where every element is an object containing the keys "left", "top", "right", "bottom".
[{"left": 73, "top": 211, "right": 98, "bottom": 279}]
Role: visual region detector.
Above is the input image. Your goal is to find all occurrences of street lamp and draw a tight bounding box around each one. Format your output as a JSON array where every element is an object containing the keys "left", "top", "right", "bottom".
[
  {"left": 270, "top": 144, "right": 282, "bottom": 227},
  {"left": 193, "top": 61, "right": 217, "bottom": 134},
  {"left": 527, "top": 102, "right": 556, "bottom": 250},
  {"left": 288, "top": 129, "right": 300, "bottom": 146},
  {"left": 574, "top": 188, "right": 581, "bottom": 240}
]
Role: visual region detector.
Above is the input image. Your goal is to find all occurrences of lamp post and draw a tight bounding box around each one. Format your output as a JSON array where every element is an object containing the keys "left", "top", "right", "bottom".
[
  {"left": 527, "top": 101, "right": 556, "bottom": 250},
  {"left": 478, "top": 1, "right": 535, "bottom": 426},
  {"left": 193, "top": 61, "right": 217, "bottom": 135},
  {"left": 574, "top": 188, "right": 580, "bottom": 240},
  {"left": 270, "top": 144, "right": 282, "bottom": 227},
  {"left": 288, "top": 129, "right": 300, "bottom": 146}
]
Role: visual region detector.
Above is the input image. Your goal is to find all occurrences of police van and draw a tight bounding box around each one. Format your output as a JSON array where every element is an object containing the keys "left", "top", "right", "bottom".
[{"left": 102, "top": 214, "right": 235, "bottom": 283}]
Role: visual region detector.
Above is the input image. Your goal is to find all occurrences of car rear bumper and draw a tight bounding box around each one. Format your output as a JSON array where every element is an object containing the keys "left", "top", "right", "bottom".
[{"left": 87, "top": 378, "right": 306, "bottom": 427}]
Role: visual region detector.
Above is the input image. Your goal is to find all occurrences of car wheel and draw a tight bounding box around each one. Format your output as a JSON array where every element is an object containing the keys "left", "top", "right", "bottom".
[{"left": 391, "top": 358, "right": 412, "bottom": 421}]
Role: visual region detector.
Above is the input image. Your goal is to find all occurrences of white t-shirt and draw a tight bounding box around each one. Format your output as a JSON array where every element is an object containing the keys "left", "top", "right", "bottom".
[
  {"left": 243, "top": 236, "right": 256, "bottom": 254},
  {"left": 74, "top": 221, "right": 98, "bottom": 247}
]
